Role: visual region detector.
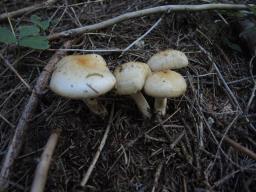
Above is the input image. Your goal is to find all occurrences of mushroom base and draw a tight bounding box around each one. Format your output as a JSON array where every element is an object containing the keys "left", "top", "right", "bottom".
[
  {"left": 154, "top": 98, "right": 167, "bottom": 116},
  {"left": 130, "top": 92, "right": 151, "bottom": 118},
  {"left": 82, "top": 98, "right": 108, "bottom": 117}
]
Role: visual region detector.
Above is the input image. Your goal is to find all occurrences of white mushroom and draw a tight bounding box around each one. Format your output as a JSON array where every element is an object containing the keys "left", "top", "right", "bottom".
[
  {"left": 50, "top": 54, "right": 116, "bottom": 116},
  {"left": 146, "top": 49, "right": 188, "bottom": 116},
  {"left": 114, "top": 62, "right": 152, "bottom": 118},
  {"left": 144, "top": 70, "right": 187, "bottom": 116},
  {"left": 147, "top": 49, "right": 188, "bottom": 71}
]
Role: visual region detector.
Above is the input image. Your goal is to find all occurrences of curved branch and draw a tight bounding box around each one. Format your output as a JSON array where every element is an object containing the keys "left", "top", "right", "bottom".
[{"left": 48, "top": 3, "right": 254, "bottom": 40}]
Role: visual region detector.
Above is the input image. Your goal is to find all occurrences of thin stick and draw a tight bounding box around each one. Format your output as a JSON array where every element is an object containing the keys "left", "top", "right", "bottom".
[
  {"left": 48, "top": 4, "right": 254, "bottom": 40},
  {"left": 213, "top": 130, "right": 256, "bottom": 161},
  {"left": 0, "top": 0, "right": 57, "bottom": 21},
  {"left": 170, "top": 130, "right": 185, "bottom": 149},
  {"left": 245, "top": 55, "right": 256, "bottom": 113},
  {"left": 48, "top": 48, "right": 124, "bottom": 52},
  {"left": 121, "top": 17, "right": 162, "bottom": 55},
  {"left": 151, "top": 162, "right": 164, "bottom": 192},
  {"left": 195, "top": 42, "right": 241, "bottom": 109},
  {"left": 0, "top": 40, "right": 73, "bottom": 190},
  {"left": 0, "top": 54, "right": 31, "bottom": 91},
  {"left": 205, "top": 114, "right": 240, "bottom": 176},
  {"left": 195, "top": 41, "right": 256, "bottom": 132},
  {"left": 30, "top": 129, "right": 60, "bottom": 192},
  {"left": 246, "top": 83, "right": 256, "bottom": 113},
  {"left": 0, "top": 113, "right": 15, "bottom": 128},
  {"left": 80, "top": 105, "right": 115, "bottom": 187}
]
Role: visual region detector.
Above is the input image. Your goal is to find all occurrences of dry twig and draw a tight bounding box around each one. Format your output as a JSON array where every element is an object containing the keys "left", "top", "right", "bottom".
[
  {"left": 0, "top": 40, "right": 73, "bottom": 190},
  {"left": 48, "top": 4, "right": 253, "bottom": 40},
  {"left": 151, "top": 162, "right": 164, "bottom": 192},
  {"left": 121, "top": 17, "right": 162, "bottom": 55},
  {"left": 30, "top": 129, "right": 60, "bottom": 192},
  {"left": 245, "top": 55, "right": 256, "bottom": 113},
  {"left": 0, "top": 113, "right": 15, "bottom": 128},
  {"left": 0, "top": 54, "right": 31, "bottom": 91},
  {"left": 0, "top": 0, "right": 57, "bottom": 21},
  {"left": 213, "top": 130, "right": 256, "bottom": 161},
  {"left": 80, "top": 105, "right": 115, "bottom": 187}
]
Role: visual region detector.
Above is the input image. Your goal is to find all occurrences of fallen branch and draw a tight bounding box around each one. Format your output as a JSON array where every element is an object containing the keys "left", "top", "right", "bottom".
[
  {"left": 48, "top": 3, "right": 254, "bottom": 40},
  {"left": 30, "top": 129, "right": 60, "bottom": 192},
  {"left": 0, "top": 0, "right": 57, "bottom": 21},
  {"left": 213, "top": 130, "right": 256, "bottom": 161},
  {"left": 80, "top": 105, "right": 114, "bottom": 187},
  {"left": 0, "top": 40, "right": 73, "bottom": 190}
]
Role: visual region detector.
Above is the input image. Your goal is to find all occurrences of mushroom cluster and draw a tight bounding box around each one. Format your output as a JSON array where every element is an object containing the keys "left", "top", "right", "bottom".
[
  {"left": 49, "top": 49, "right": 188, "bottom": 118},
  {"left": 145, "top": 49, "right": 188, "bottom": 116}
]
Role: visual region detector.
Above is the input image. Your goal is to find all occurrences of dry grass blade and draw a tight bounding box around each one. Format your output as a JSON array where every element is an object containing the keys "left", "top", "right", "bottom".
[
  {"left": 0, "top": 54, "right": 31, "bottom": 91},
  {"left": 151, "top": 162, "right": 164, "bottom": 192},
  {"left": 0, "top": 113, "right": 15, "bottom": 128},
  {"left": 121, "top": 17, "right": 162, "bottom": 55}
]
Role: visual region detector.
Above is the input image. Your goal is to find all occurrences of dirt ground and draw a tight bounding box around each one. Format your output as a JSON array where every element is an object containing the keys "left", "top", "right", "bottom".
[{"left": 0, "top": 0, "right": 256, "bottom": 191}]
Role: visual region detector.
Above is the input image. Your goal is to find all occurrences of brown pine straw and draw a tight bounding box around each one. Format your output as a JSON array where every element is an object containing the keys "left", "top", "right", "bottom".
[{"left": 0, "top": 40, "right": 74, "bottom": 189}]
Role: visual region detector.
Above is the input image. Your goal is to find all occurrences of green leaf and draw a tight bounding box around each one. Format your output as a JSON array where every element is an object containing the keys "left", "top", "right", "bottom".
[
  {"left": 19, "top": 36, "right": 49, "bottom": 50},
  {"left": 30, "top": 15, "right": 50, "bottom": 30},
  {"left": 30, "top": 15, "right": 41, "bottom": 23},
  {"left": 19, "top": 25, "right": 40, "bottom": 37},
  {"left": 0, "top": 27, "right": 17, "bottom": 44},
  {"left": 40, "top": 20, "right": 50, "bottom": 30}
]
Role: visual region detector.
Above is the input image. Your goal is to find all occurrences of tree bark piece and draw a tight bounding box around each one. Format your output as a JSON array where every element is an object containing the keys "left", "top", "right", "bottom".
[
  {"left": 30, "top": 129, "right": 60, "bottom": 192},
  {"left": 0, "top": 40, "right": 73, "bottom": 190}
]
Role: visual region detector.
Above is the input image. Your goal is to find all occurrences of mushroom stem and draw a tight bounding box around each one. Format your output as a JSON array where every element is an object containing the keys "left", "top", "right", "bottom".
[
  {"left": 154, "top": 98, "right": 167, "bottom": 116},
  {"left": 82, "top": 98, "right": 108, "bottom": 117},
  {"left": 130, "top": 92, "right": 151, "bottom": 118}
]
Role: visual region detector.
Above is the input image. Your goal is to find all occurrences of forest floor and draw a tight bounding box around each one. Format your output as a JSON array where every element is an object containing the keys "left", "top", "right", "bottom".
[{"left": 0, "top": 0, "right": 256, "bottom": 191}]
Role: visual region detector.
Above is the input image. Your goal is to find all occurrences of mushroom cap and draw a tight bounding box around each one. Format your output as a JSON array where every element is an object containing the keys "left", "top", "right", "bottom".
[
  {"left": 114, "top": 62, "right": 151, "bottom": 95},
  {"left": 50, "top": 54, "right": 116, "bottom": 99},
  {"left": 144, "top": 70, "right": 187, "bottom": 98},
  {"left": 147, "top": 49, "right": 188, "bottom": 71}
]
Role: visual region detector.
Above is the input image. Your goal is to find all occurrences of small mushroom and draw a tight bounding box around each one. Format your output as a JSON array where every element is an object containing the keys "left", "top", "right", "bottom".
[
  {"left": 50, "top": 54, "right": 116, "bottom": 116},
  {"left": 144, "top": 70, "right": 187, "bottom": 116},
  {"left": 147, "top": 49, "right": 188, "bottom": 71},
  {"left": 114, "top": 62, "right": 152, "bottom": 118}
]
